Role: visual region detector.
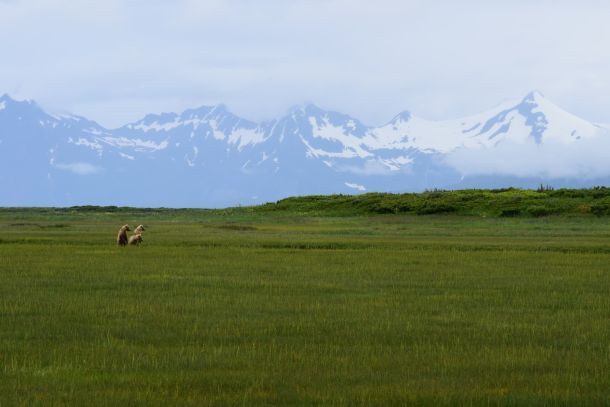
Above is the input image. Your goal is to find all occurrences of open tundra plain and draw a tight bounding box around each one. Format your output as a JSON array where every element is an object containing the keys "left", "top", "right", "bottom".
[{"left": 1, "top": 191, "right": 610, "bottom": 405}]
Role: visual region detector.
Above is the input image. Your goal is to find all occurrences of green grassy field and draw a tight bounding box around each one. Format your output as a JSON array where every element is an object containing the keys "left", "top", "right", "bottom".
[{"left": 1, "top": 204, "right": 610, "bottom": 405}]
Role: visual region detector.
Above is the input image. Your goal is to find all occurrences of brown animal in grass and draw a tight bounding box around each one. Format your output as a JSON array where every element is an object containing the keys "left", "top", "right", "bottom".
[
  {"left": 134, "top": 224, "right": 145, "bottom": 234},
  {"left": 117, "top": 224, "right": 130, "bottom": 246},
  {"left": 128, "top": 233, "right": 143, "bottom": 246}
]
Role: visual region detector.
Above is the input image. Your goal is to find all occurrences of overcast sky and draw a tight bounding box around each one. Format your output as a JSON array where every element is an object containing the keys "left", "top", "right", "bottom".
[{"left": 1, "top": 0, "right": 609, "bottom": 128}]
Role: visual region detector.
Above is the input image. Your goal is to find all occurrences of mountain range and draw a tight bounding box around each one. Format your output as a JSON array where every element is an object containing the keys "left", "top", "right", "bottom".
[{"left": 1, "top": 91, "right": 609, "bottom": 207}]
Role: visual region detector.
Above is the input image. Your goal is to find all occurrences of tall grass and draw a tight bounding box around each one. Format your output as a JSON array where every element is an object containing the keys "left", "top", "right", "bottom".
[{"left": 0, "top": 210, "right": 609, "bottom": 405}]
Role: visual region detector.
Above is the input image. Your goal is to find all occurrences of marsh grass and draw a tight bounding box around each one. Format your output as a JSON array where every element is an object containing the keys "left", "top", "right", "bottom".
[{"left": 0, "top": 208, "right": 609, "bottom": 405}]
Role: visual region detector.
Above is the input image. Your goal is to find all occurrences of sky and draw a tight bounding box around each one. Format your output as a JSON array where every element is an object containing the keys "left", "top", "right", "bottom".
[{"left": 1, "top": 0, "right": 609, "bottom": 128}]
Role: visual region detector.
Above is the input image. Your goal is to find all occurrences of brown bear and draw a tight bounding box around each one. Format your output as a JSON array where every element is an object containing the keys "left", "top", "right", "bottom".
[
  {"left": 134, "top": 224, "right": 145, "bottom": 234},
  {"left": 117, "top": 224, "right": 131, "bottom": 246},
  {"left": 128, "top": 233, "right": 143, "bottom": 246}
]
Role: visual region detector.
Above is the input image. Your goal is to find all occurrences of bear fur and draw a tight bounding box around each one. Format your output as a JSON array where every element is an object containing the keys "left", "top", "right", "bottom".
[
  {"left": 128, "top": 233, "right": 143, "bottom": 246},
  {"left": 117, "top": 224, "right": 131, "bottom": 246},
  {"left": 134, "top": 224, "right": 145, "bottom": 234}
]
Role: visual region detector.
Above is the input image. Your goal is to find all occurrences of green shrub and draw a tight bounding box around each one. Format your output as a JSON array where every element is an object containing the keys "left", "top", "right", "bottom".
[
  {"left": 415, "top": 202, "right": 458, "bottom": 215},
  {"left": 499, "top": 208, "right": 521, "bottom": 217},
  {"left": 489, "top": 187, "right": 517, "bottom": 193},
  {"left": 372, "top": 204, "right": 398, "bottom": 214},
  {"left": 590, "top": 197, "right": 610, "bottom": 216},
  {"left": 589, "top": 187, "right": 610, "bottom": 199},
  {"left": 549, "top": 189, "right": 586, "bottom": 198},
  {"left": 527, "top": 205, "right": 553, "bottom": 217}
]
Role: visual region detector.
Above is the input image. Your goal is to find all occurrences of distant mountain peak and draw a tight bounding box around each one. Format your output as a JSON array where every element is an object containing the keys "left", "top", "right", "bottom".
[
  {"left": 0, "top": 93, "right": 48, "bottom": 120},
  {"left": 521, "top": 90, "right": 545, "bottom": 104},
  {"left": 196, "top": 103, "right": 228, "bottom": 117},
  {"left": 301, "top": 103, "right": 327, "bottom": 116},
  {"left": 1, "top": 90, "right": 608, "bottom": 208},
  {"left": 390, "top": 111, "right": 412, "bottom": 124},
  {"left": 180, "top": 105, "right": 215, "bottom": 117},
  {"left": 0, "top": 93, "right": 35, "bottom": 107}
]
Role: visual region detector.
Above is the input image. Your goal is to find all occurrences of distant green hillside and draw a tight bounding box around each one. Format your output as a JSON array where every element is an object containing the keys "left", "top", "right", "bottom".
[
  {"left": 3, "top": 187, "right": 610, "bottom": 218},
  {"left": 256, "top": 187, "right": 610, "bottom": 217}
]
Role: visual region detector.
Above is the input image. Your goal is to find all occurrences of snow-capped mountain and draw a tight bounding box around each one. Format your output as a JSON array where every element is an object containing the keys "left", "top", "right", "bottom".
[{"left": 1, "top": 91, "right": 609, "bottom": 207}]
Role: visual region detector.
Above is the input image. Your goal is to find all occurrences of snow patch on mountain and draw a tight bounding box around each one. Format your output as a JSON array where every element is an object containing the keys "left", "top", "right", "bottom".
[
  {"left": 101, "top": 137, "right": 169, "bottom": 151},
  {"left": 184, "top": 146, "right": 198, "bottom": 167},
  {"left": 119, "top": 152, "right": 135, "bottom": 160},
  {"left": 70, "top": 138, "right": 104, "bottom": 156},
  {"left": 308, "top": 117, "right": 372, "bottom": 158},
  {"left": 345, "top": 182, "right": 366, "bottom": 191},
  {"left": 83, "top": 127, "right": 111, "bottom": 136},
  {"left": 380, "top": 156, "right": 414, "bottom": 171},
  {"left": 227, "top": 127, "right": 267, "bottom": 149},
  {"left": 526, "top": 92, "right": 602, "bottom": 143},
  {"left": 54, "top": 162, "right": 101, "bottom": 175}
]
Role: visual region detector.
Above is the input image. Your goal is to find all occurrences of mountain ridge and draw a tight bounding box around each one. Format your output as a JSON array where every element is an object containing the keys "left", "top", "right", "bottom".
[{"left": 1, "top": 92, "right": 609, "bottom": 207}]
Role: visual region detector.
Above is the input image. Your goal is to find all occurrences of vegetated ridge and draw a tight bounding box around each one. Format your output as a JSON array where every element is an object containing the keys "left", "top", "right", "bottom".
[{"left": 4, "top": 187, "right": 610, "bottom": 218}]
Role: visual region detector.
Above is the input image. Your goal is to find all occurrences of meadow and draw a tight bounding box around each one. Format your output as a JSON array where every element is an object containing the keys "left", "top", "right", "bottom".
[{"left": 1, "top": 192, "right": 610, "bottom": 405}]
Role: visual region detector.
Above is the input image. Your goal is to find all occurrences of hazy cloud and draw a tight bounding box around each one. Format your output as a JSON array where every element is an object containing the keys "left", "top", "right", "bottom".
[
  {"left": 0, "top": 1, "right": 609, "bottom": 127},
  {"left": 445, "top": 133, "right": 610, "bottom": 179}
]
